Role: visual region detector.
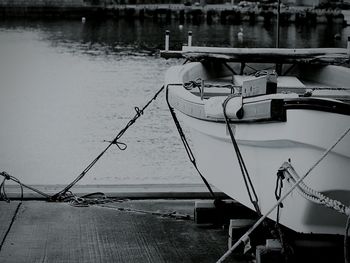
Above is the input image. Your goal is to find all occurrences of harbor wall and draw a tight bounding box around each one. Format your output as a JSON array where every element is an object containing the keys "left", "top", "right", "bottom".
[
  {"left": 0, "top": 1, "right": 345, "bottom": 24},
  {"left": 0, "top": 0, "right": 102, "bottom": 17}
]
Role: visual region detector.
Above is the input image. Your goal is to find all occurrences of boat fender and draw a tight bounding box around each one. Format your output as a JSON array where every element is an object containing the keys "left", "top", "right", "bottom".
[{"left": 204, "top": 96, "right": 243, "bottom": 119}]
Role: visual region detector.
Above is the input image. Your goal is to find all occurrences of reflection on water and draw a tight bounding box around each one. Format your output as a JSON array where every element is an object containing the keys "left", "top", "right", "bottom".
[
  {"left": 2, "top": 19, "right": 349, "bottom": 52},
  {"left": 0, "top": 19, "right": 349, "bottom": 185}
]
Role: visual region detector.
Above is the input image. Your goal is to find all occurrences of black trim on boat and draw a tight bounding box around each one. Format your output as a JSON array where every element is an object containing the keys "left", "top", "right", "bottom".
[
  {"left": 271, "top": 99, "right": 287, "bottom": 121},
  {"left": 284, "top": 98, "right": 350, "bottom": 116}
]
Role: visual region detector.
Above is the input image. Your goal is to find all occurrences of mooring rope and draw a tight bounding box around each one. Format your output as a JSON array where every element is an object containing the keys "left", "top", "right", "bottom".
[
  {"left": 97, "top": 203, "right": 192, "bottom": 220},
  {"left": 216, "top": 126, "right": 350, "bottom": 263},
  {"left": 0, "top": 172, "right": 25, "bottom": 201},
  {"left": 281, "top": 162, "right": 350, "bottom": 263},
  {"left": 183, "top": 78, "right": 238, "bottom": 93},
  {"left": 0, "top": 172, "right": 24, "bottom": 252},
  {"left": 1, "top": 171, "right": 50, "bottom": 199},
  {"left": 0, "top": 85, "right": 166, "bottom": 202},
  {"left": 345, "top": 215, "right": 350, "bottom": 263},
  {"left": 222, "top": 96, "right": 261, "bottom": 216},
  {"left": 50, "top": 85, "right": 166, "bottom": 201},
  {"left": 282, "top": 162, "right": 350, "bottom": 216},
  {"left": 60, "top": 192, "right": 118, "bottom": 207},
  {"left": 165, "top": 84, "right": 218, "bottom": 201},
  {"left": 1, "top": 82, "right": 218, "bottom": 203}
]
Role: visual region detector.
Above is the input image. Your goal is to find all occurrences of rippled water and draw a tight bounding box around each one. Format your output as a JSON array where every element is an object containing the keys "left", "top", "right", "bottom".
[{"left": 0, "top": 19, "right": 349, "bottom": 185}]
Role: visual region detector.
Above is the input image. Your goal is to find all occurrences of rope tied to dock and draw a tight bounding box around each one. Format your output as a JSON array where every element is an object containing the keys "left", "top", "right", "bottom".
[
  {"left": 216, "top": 125, "right": 350, "bottom": 263},
  {"left": 60, "top": 192, "right": 124, "bottom": 207},
  {"left": 166, "top": 84, "right": 218, "bottom": 201},
  {"left": 0, "top": 171, "right": 51, "bottom": 200},
  {"left": 50, "top": 85, "right": 166, "bottom": 201},
  {"left": 0, "top": 84, "right": 176, "bottom": 203},
  {"left": 0, "top": 172, "right": 25, "bottom": 252},
  {"left": 222, "top": 96, "right": 261, "bottom": 216},
  {"left": 97, "top": 203, "right": 193, "bottom": 221},
  {"left": 0, "top": 172, "right": 23, "bottom": 202}
]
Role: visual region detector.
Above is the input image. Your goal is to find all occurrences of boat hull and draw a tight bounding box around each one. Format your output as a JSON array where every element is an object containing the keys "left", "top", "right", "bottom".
[
  {"left": 165, "top": 61, "right": 350, "bottom": 235},
  {"left": 176, "top": 109, "right": 350, "bottom": 235}
]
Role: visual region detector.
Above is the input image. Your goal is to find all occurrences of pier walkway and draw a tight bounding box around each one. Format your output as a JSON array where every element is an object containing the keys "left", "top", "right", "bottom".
[
  {"left": 0, "top": 199, "right": 246, "bottom": 263},
  {"left": 0, "top": 184, "right": 238, "bottom": 262},
  {"left": 0, "top": 184, "right": 346, "bottom": 262}
]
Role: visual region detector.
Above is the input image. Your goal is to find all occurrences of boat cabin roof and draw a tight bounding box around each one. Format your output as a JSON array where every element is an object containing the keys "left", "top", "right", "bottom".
[{"left": 161, "top": 46, "right": 349, "bottom": 65}]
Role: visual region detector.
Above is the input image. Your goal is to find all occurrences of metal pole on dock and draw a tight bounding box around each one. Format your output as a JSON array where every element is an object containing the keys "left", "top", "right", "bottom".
[
  {"left": 188, "top": 31, "right": 192, "bottom": 47},
  {"left": 165, "top": 30, "right": 170, "bottom": 51}
]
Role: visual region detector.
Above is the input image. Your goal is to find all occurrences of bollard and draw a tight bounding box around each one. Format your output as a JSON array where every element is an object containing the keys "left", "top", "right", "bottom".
[
  {"left": 165, "top": 30, "right": 170, "bottom": 51},
  {"left": 188, "top": 31, "right": 192, "bottom": 47},
  {"left": 347, "top": 36, "right": 350, "bottom": 55}
]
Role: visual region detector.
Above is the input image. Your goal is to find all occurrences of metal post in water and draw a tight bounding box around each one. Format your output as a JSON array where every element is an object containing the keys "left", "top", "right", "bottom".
[
  {"left": 276, "top": 0, "right": 281, "bottom": 48},
  {"left": 165, "top": 30, "right": 170, "bottom": 51},
  {"left": 275, "top": 0, "right": 281, "bottom": 74},
  {"left": 188, "top": 31, "right": 193, "bottom": 47}
]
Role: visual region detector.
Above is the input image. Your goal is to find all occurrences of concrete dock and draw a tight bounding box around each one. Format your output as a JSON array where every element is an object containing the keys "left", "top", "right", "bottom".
[
  {"left": 0, "top": 199, "right": 248, "bottom": 263},
  {"left": 0, "top": 182, "right": 347, "bottom": 263},
  {"left": 0, "top": 197, "right": 348, "bottom": 262}
]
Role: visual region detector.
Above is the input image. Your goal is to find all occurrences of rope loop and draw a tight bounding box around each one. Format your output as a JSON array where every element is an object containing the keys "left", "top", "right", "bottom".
[
  {"left": 103, "top": 139, "right": 127, "bottom": 150},
  {"left": 112, "top": 140, "right": 127, "bottom": 151},
  {"left": 0, "top": 172, "right": 24, "bottom": 202},
  {"left": 134, "top": 107, "right": 144, "bottom": 117}
]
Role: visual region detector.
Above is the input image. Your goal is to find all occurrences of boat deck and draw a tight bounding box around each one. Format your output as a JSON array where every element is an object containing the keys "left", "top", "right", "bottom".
[{"left": 189, "top": 74, "right": 350, "bottom": 104}]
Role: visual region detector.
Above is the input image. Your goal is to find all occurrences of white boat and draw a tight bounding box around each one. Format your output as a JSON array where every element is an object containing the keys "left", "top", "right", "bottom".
[{"left": 162, "top": 46, "right": 350, "bottom": 236}]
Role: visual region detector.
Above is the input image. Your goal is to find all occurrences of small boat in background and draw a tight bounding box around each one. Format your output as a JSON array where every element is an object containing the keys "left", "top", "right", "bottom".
[{"left": 162, "top": 45, "right": 350, "bottom": 237}]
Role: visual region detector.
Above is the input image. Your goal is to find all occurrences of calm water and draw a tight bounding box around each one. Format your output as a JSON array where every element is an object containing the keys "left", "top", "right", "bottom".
[{"left": 0, "top": 19, "right": 349, "bottom": 185}]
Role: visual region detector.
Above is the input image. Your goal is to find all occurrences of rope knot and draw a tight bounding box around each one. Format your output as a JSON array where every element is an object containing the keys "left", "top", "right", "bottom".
[
  {"left": 276, "top": 168, "right": 285, "bottom": 180},
  {"left": 275, "top": 168, "right": 285, "bottom": 208},
  {"left": 134, "top": 107, "right": 143, "bottom": 117},
  {"left": 103, "top": 139, "right": 127, "bottom": 150},
  {"left": 183, "top": 78, "right": 202, "bottom": 91},
  {"left": 1, "top": 171, "right": 11, "bottom": 180}
]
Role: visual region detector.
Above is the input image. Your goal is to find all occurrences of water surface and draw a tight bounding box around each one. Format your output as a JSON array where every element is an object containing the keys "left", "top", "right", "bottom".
[{"left": 0, "top": 19, "right": 349, "bottom": 185}]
